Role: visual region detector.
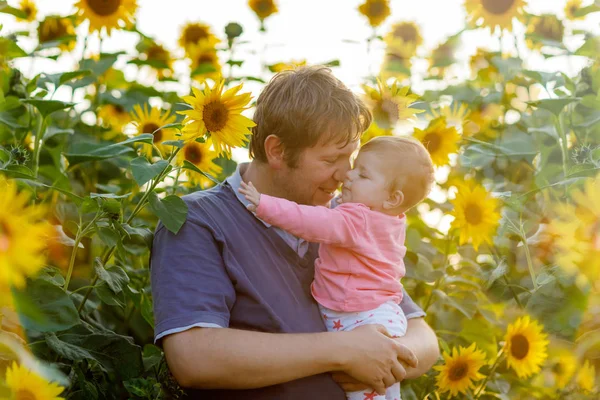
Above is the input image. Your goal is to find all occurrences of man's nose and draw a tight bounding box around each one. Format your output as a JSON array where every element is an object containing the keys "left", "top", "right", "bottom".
[{"left": 333, "top": 160, "right": 352, "bottom": 182}]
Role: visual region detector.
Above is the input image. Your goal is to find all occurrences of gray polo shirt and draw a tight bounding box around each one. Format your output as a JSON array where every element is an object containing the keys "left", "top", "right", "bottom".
[{"left": 150, "top": 164, "right": 425, "bottom": 399}]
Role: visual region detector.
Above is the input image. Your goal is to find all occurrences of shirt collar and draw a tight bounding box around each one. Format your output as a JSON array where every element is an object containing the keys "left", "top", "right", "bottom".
[{"left": 225, "top": 162, "right": 273, "bottom": 228}]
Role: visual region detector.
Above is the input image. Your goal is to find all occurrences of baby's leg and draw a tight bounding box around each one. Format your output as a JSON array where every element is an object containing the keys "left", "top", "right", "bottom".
[{"left": 319, "top": 302, "right": 407, "bottom": 400}]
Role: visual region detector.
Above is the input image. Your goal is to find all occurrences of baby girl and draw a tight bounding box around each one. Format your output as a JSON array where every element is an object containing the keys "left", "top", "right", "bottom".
[{"left": 240, "top": 135, "right": 435, "bottom": 400}]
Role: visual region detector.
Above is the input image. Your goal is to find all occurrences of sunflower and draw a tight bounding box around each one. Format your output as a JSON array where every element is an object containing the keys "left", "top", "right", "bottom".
[
  {"left": 428, "top": 36, "right": 459, "bottom": 76},
  {"left": 130, "top": 104, "right": 177, "bottom": 158},
  {"left": 548, "top": 176, "right": 600, "bottom": 281},
  {"left": 187, "top": 40, "right": 222, "bottom": 81},
  {"left": 526, "top": 14, "right": 565, "bottom": 51},
  {"left": 248, "top": 0, "right": 278, "bottom": 21},
  {"left": 362, "top": 79, "right": 423, "bottom": 129},
  {"left": 450, "top": 180, "right": 501, "bottom": 251},
  {"left": 97, "top": 103, "right": 129, "bottom": 139},
  {"left": 380, "top": 54, "right": 412, "bottom": 82},
  {"left": 0, "top": 175, "right": 50, "bottom": 290},
  {"left": 434, "top": 343, "right": 487, "bottom": 397},
  {"left": 577, "top": 359, "right": 596, "bottom": 393},
  {"left": 37, "top": 16, "right": 76, "bottom": 51},
  {"left": 361, "top": 122, "right": 392, "bottom": 145},
  {"left": 139, "top": 40, "right": 174, "bottom": 79},
  {"left": 358, "top": 0, "right": 391, "bottom": 28},
  {"left": 177, "top": 139, "right": 223, "bottom": 188},
  {"left": 504, "top": 316, "right": 549, "bottom": 379},
  {"left": 17, "top": 0, "right": 37, "bottom": 22},
  {"left": 5, "top": 361, "right": 64, "bottom": 400},
  {"left": 464, "top": 0, "right": 527, "bottom": 32},
  {"left": 470, "top": 48, "right": 500, "bottom": 84},
  {"left": 565, "top": 0, "right": 585, "bottom": 21},
  {"left": 384, "top": 22, "right": 422, "bottom": 58},
  {"left": 429, "top": 103, "right": 470, "bottom": 134},
  {"left": 179, "top": 80, "right": 256, "bottom": 158},
  {"left": 547, "top": 347, "right": 577, "bottom": 388},
  {"left": 269, "top": 59, "right": 307, "bottom": 73},
  {"left": 413, "top": 117, "right": 461, "bottom": 167},
  {"left": 74, "top": 0, "right": 138, "bottom": 35},
  {"left": 463, "top": 103, "right": 504, "bottom": 138},
  {"left": 178, "top": 22, "right": 219, "bottom": 53}
]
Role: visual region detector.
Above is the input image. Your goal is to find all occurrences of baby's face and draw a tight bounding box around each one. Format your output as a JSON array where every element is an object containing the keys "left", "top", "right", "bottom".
[{"left": 341, "top": 150, "right": 391, "bottom": 212}]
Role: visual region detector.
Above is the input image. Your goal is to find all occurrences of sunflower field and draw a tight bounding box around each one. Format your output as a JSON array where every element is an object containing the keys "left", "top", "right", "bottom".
[{"left": 0, "top": 0, "right": 599, "bottom": 398}]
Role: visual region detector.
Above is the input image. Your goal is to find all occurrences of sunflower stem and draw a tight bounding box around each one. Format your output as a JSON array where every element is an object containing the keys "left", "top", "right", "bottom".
[
  {"left": 31, "top": 113, "right": 45, "bottom": 178},
  {"left": 519, "top": 219, "right": 538, "bottom": 291},
  {"left": 555, "top": 114, "right": 570, "bottom": 182},
  {"left": 77, "top": 149, "right": 180, "bottom": 314},
  {"left": 63, "top": 233, "right": 82, "bottom": 292},
  {"left": 473, "top": 348, "right": 505, "bottom": 399}
]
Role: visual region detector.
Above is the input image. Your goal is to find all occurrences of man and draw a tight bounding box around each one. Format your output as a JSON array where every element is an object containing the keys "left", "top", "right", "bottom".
[{"left": 151, "top": 66, "right": 439, "bottom": 399}]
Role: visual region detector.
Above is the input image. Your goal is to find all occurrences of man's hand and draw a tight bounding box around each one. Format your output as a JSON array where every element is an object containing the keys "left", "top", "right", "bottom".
[
  {"left": 239, "top": 181, "right": 261, "bottom": 212},
  {"left": 335, "top": 324, "right": 417, "bottom": 395}
]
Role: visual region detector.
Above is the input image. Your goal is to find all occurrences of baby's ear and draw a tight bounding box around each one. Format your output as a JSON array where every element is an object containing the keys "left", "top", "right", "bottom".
[{"left": 384, "top": 190, "right": 404, "bottom": 210}]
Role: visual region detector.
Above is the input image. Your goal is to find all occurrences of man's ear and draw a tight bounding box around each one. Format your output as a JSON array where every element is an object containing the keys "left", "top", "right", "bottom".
[
  {"left": 384, "top": 189, "right": 404, "bottom": 210},
  {"left": 264, "top": 134, "right": 285, "bottom": 169}
]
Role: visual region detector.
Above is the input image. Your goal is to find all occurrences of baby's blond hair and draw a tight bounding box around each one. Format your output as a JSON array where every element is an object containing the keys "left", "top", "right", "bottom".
[{"left": 360, "top": 136, "right": 435, "bottom": 211}]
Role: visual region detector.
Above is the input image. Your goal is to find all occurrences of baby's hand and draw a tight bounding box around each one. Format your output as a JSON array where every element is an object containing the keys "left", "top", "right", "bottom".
[{"left": 239, "top": 181, "right": 261, "bottom": 212}]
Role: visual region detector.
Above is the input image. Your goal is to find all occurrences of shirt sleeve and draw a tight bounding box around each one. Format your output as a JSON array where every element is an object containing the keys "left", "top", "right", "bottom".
[
  {"left": 256, "top": 195, "right": 365, "bottom": 247},
  {"left": 399, "top": 287, "right": 426, "bottom": 319},
  {"left": 150, "top": 218, "right": 235, "bottom": 344}
]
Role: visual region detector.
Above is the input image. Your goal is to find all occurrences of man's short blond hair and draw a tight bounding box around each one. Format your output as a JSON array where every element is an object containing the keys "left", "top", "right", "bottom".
[
  {"left": 250, "top": 65, "right": 372, "bottom": 167},
  {"left": 360, "top": 136, "right": 435, "bottom": 211}
]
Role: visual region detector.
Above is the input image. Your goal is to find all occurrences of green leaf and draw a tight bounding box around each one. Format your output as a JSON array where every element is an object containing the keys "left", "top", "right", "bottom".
[
  {"left": 1, "top": 164, "right": 35, "bottom": 179},
  {"left": 97, "top": 226, "right": 119, "bottom": 248},
  {"left": 147, "top": 191, "right": 188, "bottom": 234},
  {"left": 43, "top": 126, "right": 74, "bottom": 142},
  {"left": 64, "top": 142, "right": 135, "bottom": 166},
  {"left": 162, "top": 140, "right": 185, "bottom": 148},
  {"left": 486, "top": 260, "right": 509, "bottom": 289},
  {"left": 575, "top": 36, "right": 600, "bottom": 59},
  {"left": 0, "top": 37, "right": 27, "bottom": 58},
  {"left": 21, "top": 99, "right": 76, "bottom": 118},
  {"left": 182, "top": 160, "right": 221, "bottom": 185},
  {"left": 52, "top": 331, "right": 144, "bottom": 379},
  {"left": 96, "top": 282, "right": 126, "bottom": 308},
  {"left": 14, "top": 278, "right": 80, "bottom": 332},
  {"left": 460, "top": 319, "right": 497, "bottom": 359},
  {"left": 528, "top": 98, "right": 581, "bottom": 116},
  {"left": 93, "top": 258, "right": 130, "bottom": 294},
  {"left": 0, "top": 2, "right": 26, "bottom": 18},
  {"left": 142, "top": 344, "right": 163, "bottom": 371},
  {"left": 130, "top": 157, "right": 169, "bottom": 187},
  {"left": 433, "top": 289, "right": 476, "bottom": 319},
  {"left": 45, "top": 332, "right": 94, "bottom": 361}
]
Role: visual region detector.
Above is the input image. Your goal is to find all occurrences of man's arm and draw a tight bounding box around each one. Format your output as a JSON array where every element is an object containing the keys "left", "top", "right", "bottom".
[
  {"left": 164, "top": 324, "right": 418, "bottom": 395},
  {"left": 398, "top": 318, "right": 439, "bottom": 379}
]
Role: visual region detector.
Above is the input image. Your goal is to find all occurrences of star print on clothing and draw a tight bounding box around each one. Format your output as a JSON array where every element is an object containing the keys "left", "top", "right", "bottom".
[
  {"left": 332, "top": 320, "right": 343, "bottom": 330},
  {"left": 363, "top": 390, "right": 377, "bottom": 400}
]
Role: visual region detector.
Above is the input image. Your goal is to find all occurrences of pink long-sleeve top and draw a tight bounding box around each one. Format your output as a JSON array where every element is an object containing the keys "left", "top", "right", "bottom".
[{"left": 256, "top": 194, "right": 406, "bottom": 312}]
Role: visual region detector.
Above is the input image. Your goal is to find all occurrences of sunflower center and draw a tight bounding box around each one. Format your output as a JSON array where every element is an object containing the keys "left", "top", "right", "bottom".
[
  {"left": 552, "top": 362, "right": 564, "bottom": 375},
  {"left": 15, "top": 389, "right": 37, "bottom": 400},
  {"left": 423, "top": 132, "right": 442, "bottom": 153},
  {"left": 23, "top": 6, "right": 33, "bottom": 17},
  {"left": 256, "top": 0, "right": 273, "bottom": 13},
  {"left": 0, "top": 221, "right": 11, "bottom": 253},
  {"left": 198, "top": 54, "right": 215, "bottom": 65},
  {"left": 147, "top": 45, "right": 168, "bottom": 62},
  {"left": 464, "top": 203, "right": 483, "bottom": 225},
  {"left": 185, "top": 144, "right": 203, "bottom": 165},
  {"left": 394, "top": 24, "right": 418, "bottom": 43},
  {"left": 203, "top": 101, "right": 228, "bottom": 132},
  {"left": 481, "top": 0, "right": 515, "bottom": 15},
  {"left": 448, "top": 361, "right": 469, "bottom": 381},
  {"left": 114, "top": 104, "right": 126, "bottom": 115},
  {"left": 510, "top": 334, "right": 530, "bottom": 360},
  {"left": 143, "top": 123, "right": 162, "bottom": 143},
  {"left": 185, "top": 26, "right": 209, "bottom": 44},
  {"left": 368, "top": 1, "right": 387, "bottom": 17},
  {"left": 41, "top": 19, "right": 68, "bottom": 42},
  {"left": 86, "top": 0, "right": 121, "bottom": 16}
]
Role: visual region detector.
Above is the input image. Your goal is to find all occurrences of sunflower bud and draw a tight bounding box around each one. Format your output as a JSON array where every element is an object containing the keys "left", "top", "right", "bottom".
[{"left": 225, "top": 22, "right": 243, "bottom": 47}]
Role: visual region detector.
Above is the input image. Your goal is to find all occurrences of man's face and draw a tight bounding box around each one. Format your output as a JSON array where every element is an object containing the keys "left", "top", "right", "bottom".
[{"left": 274, "top": 138, "right": 359, "bottom": 206}]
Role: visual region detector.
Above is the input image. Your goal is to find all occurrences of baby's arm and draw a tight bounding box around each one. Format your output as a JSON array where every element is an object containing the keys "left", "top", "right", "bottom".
[{"left": 239, "top": 181, "right": 364, "bottom": 246}]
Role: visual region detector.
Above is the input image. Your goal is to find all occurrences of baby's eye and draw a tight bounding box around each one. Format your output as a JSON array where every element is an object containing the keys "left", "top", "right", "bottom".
[{"left": 359, "top": 174, "right": 368, "bottom": 179}]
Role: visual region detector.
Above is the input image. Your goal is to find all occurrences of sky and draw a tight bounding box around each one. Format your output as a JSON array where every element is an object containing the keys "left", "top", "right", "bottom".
[{"left": 3, "top": 0, "right": 599, "bottom": 96}]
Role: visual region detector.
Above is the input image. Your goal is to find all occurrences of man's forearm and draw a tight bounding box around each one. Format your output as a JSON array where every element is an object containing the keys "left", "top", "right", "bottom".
[
  {"left": 163, "top": 327, "right": 344, "bottom": 389},
  {"left": 399, "top": 318, "right": 440, "bottom": 380}
]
